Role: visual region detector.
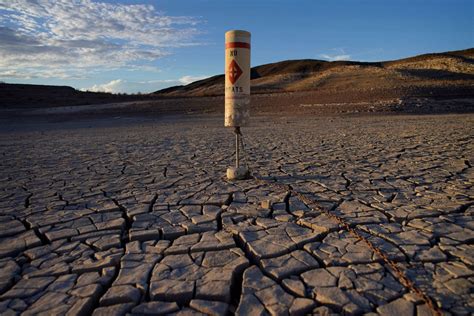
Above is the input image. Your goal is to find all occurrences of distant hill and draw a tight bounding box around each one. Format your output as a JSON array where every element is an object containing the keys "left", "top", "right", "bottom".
[
  {"left": 0, "top": 83, "right": 151, "bottom": 108},
  {"left": 153, "top": 48, "right": 474, "bottom": 99},
  {"left": 1, "top": 48, "right": 473, "bottom": 112}
]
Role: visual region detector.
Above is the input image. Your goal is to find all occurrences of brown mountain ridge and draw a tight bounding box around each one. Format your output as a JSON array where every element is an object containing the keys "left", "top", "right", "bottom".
[
  {"left": 1, "top": 48, "right": 473, "bottom": 115},
  {"left": 154, "top": 48, "right": 474, "bottom": 99}
]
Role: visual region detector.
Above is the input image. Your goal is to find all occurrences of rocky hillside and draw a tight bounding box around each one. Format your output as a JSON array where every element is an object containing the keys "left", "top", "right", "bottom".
[
  {"left": 154, "top": 48, "right": 474, "bottom": 101},
  {"left": 1, "top": 48, "right": 472, "bottom": 112}
]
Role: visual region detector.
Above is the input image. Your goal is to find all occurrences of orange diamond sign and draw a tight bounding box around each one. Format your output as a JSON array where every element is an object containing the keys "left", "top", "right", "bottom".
[{"left": 228, "top": 59, "right": 242, "bottom": 84}]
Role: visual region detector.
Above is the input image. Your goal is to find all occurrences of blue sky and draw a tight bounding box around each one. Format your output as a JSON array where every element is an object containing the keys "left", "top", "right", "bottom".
[{"left": 0, "top": 0, "right": 472, "bottom": 93}]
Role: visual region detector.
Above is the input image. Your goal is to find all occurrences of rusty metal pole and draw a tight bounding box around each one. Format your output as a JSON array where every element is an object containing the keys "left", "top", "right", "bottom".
[{"left": 235, "top": 129, "right": 240, "bottom": 169}]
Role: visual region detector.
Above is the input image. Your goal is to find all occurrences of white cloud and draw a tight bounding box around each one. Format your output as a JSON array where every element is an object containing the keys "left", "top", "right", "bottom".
[
  {"left": 319, "top": 49, "right": 351, "bottom": 61},
  {"left": 138, "top": 79, "right": 178, "bottom": 84},
  {"left": 0, "top": 0, "right": 202, "bottom": 79},
  {"left": 81, "top": 74, "right": 210, "bottom": 94},
  {"left": 0, "top": 68, "right": 86, "bottom": 79},
  {"left": 82, "top": 79, "right": 125, "bottom": 93},
  {"left": 178, "top": 75, "right": 209, "bottom": 85},
  {"left": 319, "top": 54, "right": 351, "bottom": 61}
]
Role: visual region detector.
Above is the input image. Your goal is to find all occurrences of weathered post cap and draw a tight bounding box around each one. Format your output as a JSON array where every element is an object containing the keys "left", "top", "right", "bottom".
[{"left": 225, "top": 30, "right": 251, "bottom": 41}]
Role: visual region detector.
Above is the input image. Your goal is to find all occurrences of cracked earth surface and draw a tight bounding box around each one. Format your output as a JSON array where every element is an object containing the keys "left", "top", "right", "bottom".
[{"left": 0, "top": 114, "right": 473, "bottom": 315}]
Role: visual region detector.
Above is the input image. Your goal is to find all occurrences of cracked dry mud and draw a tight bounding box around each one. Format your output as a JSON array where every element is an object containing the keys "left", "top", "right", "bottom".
[{"left": 0, "top": 114, "right": 473, "bottom": 316}]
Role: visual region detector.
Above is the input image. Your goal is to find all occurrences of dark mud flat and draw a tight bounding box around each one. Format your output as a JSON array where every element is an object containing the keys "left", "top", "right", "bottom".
[{"left": 0, "top": 113, "right": 473, "bottom": 315}]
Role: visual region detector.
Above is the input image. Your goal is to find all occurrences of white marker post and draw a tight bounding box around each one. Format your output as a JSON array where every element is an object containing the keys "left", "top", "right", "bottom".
[{"left": 225, "top": 30, "right": 251, "bottom": 180}]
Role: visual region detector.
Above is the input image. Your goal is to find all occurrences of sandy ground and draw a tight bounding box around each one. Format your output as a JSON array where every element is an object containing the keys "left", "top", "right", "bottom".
[
  {"left": 2, "top": 93, "right": 474, "bottom": 125},
  {"left": 0, "top": 113, "right": 473, "bottom": 315}
]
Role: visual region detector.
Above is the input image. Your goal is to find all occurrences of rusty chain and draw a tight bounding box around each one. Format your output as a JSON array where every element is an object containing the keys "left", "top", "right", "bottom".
[{"left": 236, "top": 132, "right": 442, "bottom": 316}]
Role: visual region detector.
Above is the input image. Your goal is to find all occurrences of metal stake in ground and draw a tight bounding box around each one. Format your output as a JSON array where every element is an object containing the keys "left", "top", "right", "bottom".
[{"left": 225, "top": 30, "right": 251, "bottom": 180}]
